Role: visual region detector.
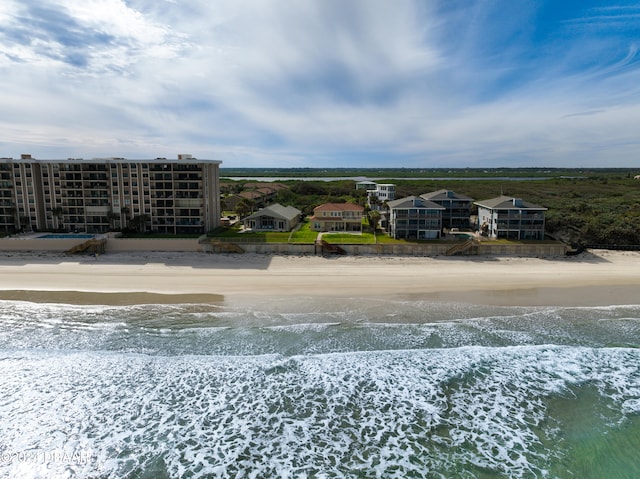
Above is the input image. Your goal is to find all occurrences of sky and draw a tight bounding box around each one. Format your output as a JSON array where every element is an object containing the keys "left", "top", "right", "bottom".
[{"left": 1, "top": 0, "right": 640, "bottom": 168}]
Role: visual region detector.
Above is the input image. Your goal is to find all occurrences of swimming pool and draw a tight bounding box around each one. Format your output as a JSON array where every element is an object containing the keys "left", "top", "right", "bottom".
[{"left": 38, "top": 234, "right": 95, "bottom": 239}]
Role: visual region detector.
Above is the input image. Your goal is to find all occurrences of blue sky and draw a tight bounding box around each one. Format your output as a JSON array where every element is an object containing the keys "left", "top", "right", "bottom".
[{"left": 1, "top": 0, "right": 639, "bottom": 167}]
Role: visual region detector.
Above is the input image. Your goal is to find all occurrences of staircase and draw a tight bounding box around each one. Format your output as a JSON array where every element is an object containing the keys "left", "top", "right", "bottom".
[
  {"left": 209, "top": 240, "right": 244, "bottom": 253},
  {"left": 445, "top": 238, "right": 477, "bottom": 256},
  {"left": 319, "top": 239, "right": 347, "bottom": 255},
  {"left": 65, "top": 238, "right": 107, "bottom": 255}
]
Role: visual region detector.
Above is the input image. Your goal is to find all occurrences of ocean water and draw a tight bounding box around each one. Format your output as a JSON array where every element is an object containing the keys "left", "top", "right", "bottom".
[{"left": 0, "top": 296, "right": 639, "bottom": 479}]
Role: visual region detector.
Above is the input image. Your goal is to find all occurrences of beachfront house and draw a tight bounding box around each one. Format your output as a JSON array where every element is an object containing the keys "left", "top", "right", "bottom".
[
  {"left": 355, "top": 181, "right": 378, "bottom": 191},
  {"left": 386, "top": 196, "right": 445, "bottom": 239},
  {"left": 369, "top": 184, "right": 395, "bottom": 209},
  {"left": 310, "top": 203, "right": 364, "bottom": 232},
  {"left": 475, "top": 196, "right": 547, "bottom": 240},
  {"left": 355, "top": 181, "right": 396, "bottom": 210},
  {"left": 242, "top": 203, "right": 301, "bottom": 232},
  {"left": 420, "top": 189, "right": 473, "bottom": 229}
]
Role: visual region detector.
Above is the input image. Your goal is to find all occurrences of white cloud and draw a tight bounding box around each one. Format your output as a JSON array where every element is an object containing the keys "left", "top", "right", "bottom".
[{"left": 1, "top": 0, "right": 639, "bottom": 166}]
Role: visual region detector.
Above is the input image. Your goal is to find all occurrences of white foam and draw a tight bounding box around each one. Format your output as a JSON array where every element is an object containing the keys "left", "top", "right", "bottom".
[{"left": 1, "top": 346, "right": 638, "bottom": 478}]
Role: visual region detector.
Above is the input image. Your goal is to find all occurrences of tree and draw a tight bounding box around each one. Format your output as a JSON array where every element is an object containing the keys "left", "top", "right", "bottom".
[
  {"left": 368, "top": 210, "right": 381, "bottom": 231},
  {"left": 120, "top": 207, "right": 130, "bottom": 229},
  {"left": 129, "top": 214, "right": 150, "bottom": 233},
  {"left": 106, "top": 210, "right": 120, "bottom": 230},
  {"left": 235, "top": 198, "right": 254, "bottom": 218},
  {"left": 51, "top": 207, "right": 65, "bottom": 230}
]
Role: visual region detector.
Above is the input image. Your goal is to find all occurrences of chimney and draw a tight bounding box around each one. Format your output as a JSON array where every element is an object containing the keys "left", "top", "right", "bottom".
[
  {"left": 21, "top": 154, "right": 32, "bottom": 159},
  {"left": 177, "top": 154, "right": 193, "bottom": 160}
]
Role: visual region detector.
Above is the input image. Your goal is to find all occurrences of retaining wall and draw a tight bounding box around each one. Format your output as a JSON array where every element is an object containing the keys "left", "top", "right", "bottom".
[
  {"left": 205, "top": 241, "right": 567, "bottom": 257},
  {"left": 0, "top": 237, "right": 202, "bottom": 253},
  {"left": 105, "top": 238, "right": 202, "bottom": 253},
  {"left": 0, "top": 238, "right": 84, "bottom": 252},
  {"left": 0, "top": 237, "right": 567, "bottom": 257}
]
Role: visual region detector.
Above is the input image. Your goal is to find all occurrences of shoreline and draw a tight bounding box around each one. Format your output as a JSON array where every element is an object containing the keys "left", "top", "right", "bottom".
[{"left": 0, "top": 250, "right": 639, "bottom": 307}]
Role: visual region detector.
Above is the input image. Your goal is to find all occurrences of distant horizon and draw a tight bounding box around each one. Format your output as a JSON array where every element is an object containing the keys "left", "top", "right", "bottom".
[
  {"left": 2, "top": 155, "right": 637, "bottom": 172},
  {"left": 2, "top": 1, "right": 640, "bottom": 167}
]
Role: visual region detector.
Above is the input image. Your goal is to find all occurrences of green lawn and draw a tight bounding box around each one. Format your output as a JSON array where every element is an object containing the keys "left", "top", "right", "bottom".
[
  {"left": 322, "top": 232, "right": 377, "bottom": 244},
  {"left": 289, "top": 222, "right": 318, "bottom": 243},
  {"left": 208, "top": 220, "right": 318, "bottom": 244},
  {"left": 208, "top": 223, "right": 560, "bottom": 246}
]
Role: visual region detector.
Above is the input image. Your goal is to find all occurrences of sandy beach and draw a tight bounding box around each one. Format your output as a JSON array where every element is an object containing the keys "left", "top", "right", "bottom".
[{"left": 0, "top": 250, "right": 638, "bottom": 306}]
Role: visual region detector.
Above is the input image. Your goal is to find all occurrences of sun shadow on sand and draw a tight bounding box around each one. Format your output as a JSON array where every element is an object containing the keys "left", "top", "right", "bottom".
[
  {"left": 0, "top": 252, "right": 276, "bottom": 270},
  {"left": 0, "top": 290, "right": 224, "bottom": 305},
  {"left": 431, "top": 250, "right": 612, "bottom": 264}
]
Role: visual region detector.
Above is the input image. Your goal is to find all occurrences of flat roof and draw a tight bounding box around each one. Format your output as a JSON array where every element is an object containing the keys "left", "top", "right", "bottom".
[{"left": 0, "top": 157, "right": 221, "bottom": 165}]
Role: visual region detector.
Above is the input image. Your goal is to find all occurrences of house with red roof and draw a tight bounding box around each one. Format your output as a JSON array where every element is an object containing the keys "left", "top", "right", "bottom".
[{"left": 310, "top": 203, "right": 364, "bottom": 232}]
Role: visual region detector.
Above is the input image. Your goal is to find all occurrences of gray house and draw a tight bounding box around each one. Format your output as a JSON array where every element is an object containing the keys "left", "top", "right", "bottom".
[
  {"left": 242, "top": 203, "right": 301, "bottom": 232},
  {"left": 420, "top": 189, "right": 473, "bottom": 229},
  {"left": 387, "top": 196, "right": 445, "bottom": 239},
  {"left": 475, "top": 196, "right": 547, "bottom": 240}
]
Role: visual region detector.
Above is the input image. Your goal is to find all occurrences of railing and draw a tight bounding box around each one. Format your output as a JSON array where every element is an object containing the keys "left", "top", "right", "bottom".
[{"left": 445, "top": 238, "right": 477, "bottom": 256}]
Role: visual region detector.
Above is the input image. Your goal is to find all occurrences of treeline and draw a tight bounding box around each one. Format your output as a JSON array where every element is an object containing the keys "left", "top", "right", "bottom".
[
  {"left": 220, "top": 167, "right": 637, "bottom": 179},
  {"left": 272, "top": 181, "right": 367, "bottom": 215}
]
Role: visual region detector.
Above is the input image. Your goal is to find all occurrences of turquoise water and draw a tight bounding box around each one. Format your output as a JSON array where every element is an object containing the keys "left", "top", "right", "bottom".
[{"left": 0, "top": 297, "right": 638, "bottom": 478}]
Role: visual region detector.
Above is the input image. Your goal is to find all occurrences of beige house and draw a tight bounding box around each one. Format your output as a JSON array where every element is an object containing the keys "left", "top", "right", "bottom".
[
  {"left": 242, "top": 203, "right": 301, "bottom": 232},
  {"left": 310, "top": 203, "right": 364, "bottom": 232}
]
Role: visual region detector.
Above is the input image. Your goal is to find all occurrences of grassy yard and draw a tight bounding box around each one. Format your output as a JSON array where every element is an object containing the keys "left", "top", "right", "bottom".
[
  {"left": 208, "top": 223, "right": 560, "bottom": 247},
  {"left": 289, "top": 222, "right": 318, "bottom": 243},
  {"left": 208, "top": 220, "right": 319, "bottom": 244},
  {"left": 322, "top": 232, "right": 377, "bottom": 244}
]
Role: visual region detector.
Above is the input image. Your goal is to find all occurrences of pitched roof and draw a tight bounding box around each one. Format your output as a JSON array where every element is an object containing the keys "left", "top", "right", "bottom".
[
  {"left": 387, "top": 196, "right": 445, "bottom": 210},
  {"left": 474, "top": 195, "right": 546, "bottom": 210},
  {"left": 239, "top": 191, "right": 264, "bottom": 200},
  {"left": 244, "top": 203, "right": 301, "bottom": 221},
  {"left": 421, "top": 189, "right": 473, "bottom": 201},
  {"left": 243, "top": 182, "right": 288, "bottom": 191},
  {"left": 313, "top": 203, "right": 364, "bottom": 212}
]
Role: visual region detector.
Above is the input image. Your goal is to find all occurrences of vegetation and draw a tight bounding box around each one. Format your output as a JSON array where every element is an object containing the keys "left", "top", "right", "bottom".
[
  {"left": 322, "top": 233, "right": 377, "bottom": 244},
  {"left": 221, "top": 171, "right": 640, "bottom": 246},
  {"left": 386, "top": 176, "right": 640, "bottom": 246},
  {"left": 221, "top": 167, "right": 637, "bottom": 179},
  {"left": 208, "top": 221, "right": 318, "bottom": 244},
  {"left": 271, "top": 180, "right": 366, "bottom": 215}
]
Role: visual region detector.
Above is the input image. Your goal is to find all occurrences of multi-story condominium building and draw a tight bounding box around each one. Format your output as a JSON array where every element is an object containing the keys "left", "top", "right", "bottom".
[
  {"left": 0, "top": 154, "right": 221, "bottom": 235},
  {"left": 386, "top": 196, "right": 445, "bottom": 239},
  {"left": 310, "top": 203, "right": 364, "bottom": 232},
  {"left": 420, "top": 189, "right": 473, "bottom": 229},
  {"left": 475, "top": 196, "right": 547, "bottom": 240}
]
